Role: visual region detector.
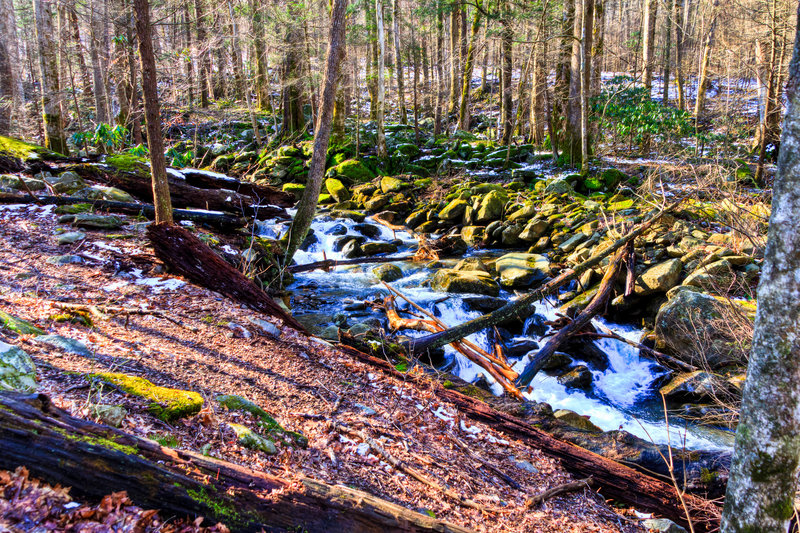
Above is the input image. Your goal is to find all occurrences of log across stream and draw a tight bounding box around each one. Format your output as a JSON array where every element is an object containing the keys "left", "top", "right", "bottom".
[{"left": 276, "top": 210, "right": 735, "bottom": 452}]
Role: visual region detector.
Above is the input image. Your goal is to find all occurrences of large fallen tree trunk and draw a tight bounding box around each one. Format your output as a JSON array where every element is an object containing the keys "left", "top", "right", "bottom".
[
  {"left": 402, "top": 201, "right": 681, "bottom": 356},
  {"left": 515, "top": 249, "right": 625, "bottom": 387},
  {"left": 287, "top": 254, "right": 416, "bottom": 273},
  {"left": 147, "top": 222, "right": 306, "bottom": 332},
  {"left": 335, "top": 343, "right": 722, "bottom": 532},
  {"left": 179, "top": 168, "right": 294, "bottom": 206},
  {"left": 65, "top": 163, "right": 288, "bottom": 220},
  {"left": 0, "top": 192, "right": 247, "bottom": 231},
  {"left": 0, "top": 392, "right": 474, "bottom": 533}
]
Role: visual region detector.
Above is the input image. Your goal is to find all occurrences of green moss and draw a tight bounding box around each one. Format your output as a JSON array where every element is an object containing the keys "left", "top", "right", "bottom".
[
  {"left": 217, "top": 394, "right": 307, "bottom": 447},
  {"left": 0, "top": 136, "right": 59, "bottom": 161},
  {"left": 186, "top": 487, "right": 241, "bottom": 524},
  {"left": 49, "top": 310, "right": 93, "bottom": 327},
  {"left": 55, "top": 203, "right": 93, "bottom": 215},
  {"left": 152, "top": 432, "right": 179, "bottom": 448},
  {"left": 442, "top": 380, "right": 455, "bottom": 389},
  {"left": 91, "top": 373, "right": 203, "bottom": 422},
  {"left": 53, "top": 427, "right": 139, "bottom": 455},
  {"left": 0, "top": 310, "right": 45, "bottom": 335},
  {"left": 105, "top": 154, "right": 150, "bottom": 175}
]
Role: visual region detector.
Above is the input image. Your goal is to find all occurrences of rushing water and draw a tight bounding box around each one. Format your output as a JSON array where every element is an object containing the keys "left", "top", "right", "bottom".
[{"left": 264, "top": 210, "right": 734, "bottom": 451}]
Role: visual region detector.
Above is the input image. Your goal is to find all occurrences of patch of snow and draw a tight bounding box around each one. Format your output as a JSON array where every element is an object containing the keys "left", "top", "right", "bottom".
[{"left": 135, "top": 277, "right": 186, "bottom": 293}]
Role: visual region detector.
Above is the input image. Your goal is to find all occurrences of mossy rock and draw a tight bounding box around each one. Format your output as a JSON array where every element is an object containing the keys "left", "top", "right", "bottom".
[
  {"left": 430, "top": 269, "right": 499, "bottom": 296},
  {"left": 373, "top": 263, "right": 403, "bottom": 282},
  {"left": 0, "top": 341, "right": 36, "bottom": 393},
  {"left": 218, "top": 394, "right": 307, "bottom": 447},
  {"left": 0, "top": 311, "right": 45, "bottom": 335},
  {"left": 91, "top": 372, "right": 204, "bottom": 422},
  {"left": 104, "top": 154, "right": 150, "bottom": 176},
  {"left": 45, "top": 171, "right": 86, "bottom": 194},
  {"left": 55, "top": 203, "right": 93, "bottom": 215},
  {"left": 380, "top": 175, "right": 409, "bottom": 194},
  {"left": 74, "top": 185, "right": 135, "bottom": 203},
  {"left": 438, "top": 198, "right": 469, "bottom": 221},
  {"left": 281, "top": 183, "right": 305, "bottom": 200},
  {"left": 228, "top": 423, "right": 278, "bottom": 454},
  {"left": 0, "top": 136, "right": 62, "bottom": 165},
  {"left": 325, "top": 177, "right": 351, "bottom": 202},
  {"left": 326, "top": 159, "right": 375, "bottom": 183},
  {"left": 0, "top": 174, "right": 46, "bottom": 191}
]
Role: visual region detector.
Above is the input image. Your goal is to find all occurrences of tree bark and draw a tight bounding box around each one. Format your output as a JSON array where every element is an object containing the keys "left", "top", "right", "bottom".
[
  {"left": 721, "top": 6, "right": 800, "bottom": 531},
  {"left": 392, "top": 0, "right": 407, "bottom": 124},
  {"left": 281, "top": 3, "right": 306, "bottom": 136},
  {"left": 194, "top": 0, "right": 210, "bottom": 107},
  {"left": 376, "top": 0, "right": 387, "bottom": 157},
  {"left": 673, "top": 0, "right": 685, "bottom": 110},
  {"left": 133, "top": 0, "right": 173, "bottom": 224},
  {"left": 641, "top": 0, "right": 657, "bottom": 93},
  {"left": 0, "top": 8, "right": 12, "bottom": 136},
  {"left": 693, "top": 0, "right": 719, "bottom": 121},
  {"left": 33, "top": 0, "right": 68, "bottom": 155},
  {"left": 283, "top": 0, "right": 349, "bottom": 264},
  {"left": 447, "top": 1, "right": 461, "bottom": 115},
  {"left": 89, "top": 0, "right": 111, "bottom": 123},
  {"left": 579, "top": 0, "right": 594, "bottom": 174},
  {"left": 457, "top": 1, "right": 481, "bottom": 131},
  {"left": 0, "top": 392, "right": 474, "bottom": 533},
  {"left": 499, "top": 5, "right": 513, "bottom": 145}
]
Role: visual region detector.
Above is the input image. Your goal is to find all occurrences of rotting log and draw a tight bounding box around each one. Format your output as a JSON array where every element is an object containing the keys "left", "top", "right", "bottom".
[
  {"left": 0, "top": 392, "right": 475, "bottom": 533},
  {"left": 64, "top": 163, "right": 288, "bottom": 220},
  {"left": 334, "top": 343, "right": 721, "bottom": 532},
  {"left": 180, "top": 168, "right": 294, "bottom": 207},
  {"left": 147, "top": 223, "right": 306, "bottom": 331},
  {"left": 0, "top": 192, "right": 247, "bottom": 231},
  {"left": 402, "top": 201, "right": 682, "bottom": 356},
  {"left": 516, "top": 249, "right": 625, "bottom": 387}
]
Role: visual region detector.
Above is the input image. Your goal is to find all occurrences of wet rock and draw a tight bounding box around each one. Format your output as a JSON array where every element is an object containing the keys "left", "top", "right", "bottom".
[
  {"left": 453, "top": 257, "right": 491, "bottom": 273},
  {"left": 553, "top": 408, "right": 602, "bottom": 432},
  {"left": 505, "top": 339, "right": 540, "bottom": 359},
  {"left": 353, "top": 223, "right": 382, "bottom": 239},
  {"left": 0, "top": 341, "right": 36, "bottom": 392},
  {"left": 57, "top": 231, "right": 86, "bottom": 245},
  {"left": 325, "top": 178, "right": 351, "bottom": 203},
  {"left": 462, "top": 296, "right": 507, "bottom": 313},
  {"left": 500, "top": 223, "right": 526, "bottom": 246},
  {"left": 333, "top": 235, "right": 365, "bottom": 252},
  {"left": 541, "top": 351, "right": 572, "bottom": 371},
  {"left": 523, "top": 313, "right": 548, "bottom": 337},
  {"left": 326, "top": 223, "right": 348, "bottom": 235},
  {"left": 507, "top": 204, "right": 537, "bottom": 223},
  {"left": 659, "top": 371, "right": 723, "bottom": 403},
  {"left": 544, "top": 179, "right": 574, "bottom": 196},
  {"left": 330, "top": 209, "right": 367, "bottom": 222},
  {"left": 405, "top": 210, "right": 428, "bottom": 229},
  {"left": 362, "top": 242, "right": 398, "bottom": 256},
  {"left": 34, "top": 335, "right": 93, "bottom": 357},
  {"left": 461, "top": 226, "right": 486, "bottom": 247},
  {"left": 557, "top": 365, "right": 593, "bottom": 390},
  {"left": 373, "top": 263, "right": 403, "bottom": 282},
  {"left": 496, "top": 253, "right": 551, "bottom": 288},
  {"left": 475, "top": 190, "right": 507, "bottom": 223},
  {"left": 363, "top": 194, "right": 390, "bottom": 212},
  {"left": 342, "top": 240, "right": 364, "bottom": 259},
  {"left": 430, "top": 269, "right": 499, "bottom": 296},
  {"left": 558, "top": 233, "right": 588, "bottom": 253},
  {"left": 634, "top": 258, "right": 683, "bottom": 295}
]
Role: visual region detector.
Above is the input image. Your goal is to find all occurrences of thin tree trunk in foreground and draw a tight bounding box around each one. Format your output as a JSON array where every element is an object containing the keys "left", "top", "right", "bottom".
[
  {"left": 457, "top": 1, "right": 481, "bottom": 131},
  {"left": 694, "top": 0, "right": 719, "bottom": 121},
  {"left": 0, "top": 392, "right": 474, "bottom": 533},
  {"left": 393, "top": 0, "right": 407, "bottom": 124},
  {"left": 721, "top": 5, "right": 800, "bottom": 531},
  {"left": 33, "top": 0, "right": 69, "bottom": 155},
  {"left": 376, "top": 0, "right": 387, "bottom": 158},
  {"left": 283, "top": 0, "right": 349, "bottom": 263},
  {"left": 133, "top": 0, "right": 173, "bottom": 224}
]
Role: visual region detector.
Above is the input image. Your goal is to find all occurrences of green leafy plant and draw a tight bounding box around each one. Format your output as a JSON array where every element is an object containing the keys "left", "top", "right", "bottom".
[{"left": 71, "top": 123, "right": 130, "bottom": 154}]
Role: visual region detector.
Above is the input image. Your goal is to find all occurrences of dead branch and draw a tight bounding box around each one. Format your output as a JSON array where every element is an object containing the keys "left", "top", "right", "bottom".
[{"left": 525, "top": 477, "right": 593, "bottom": 508}]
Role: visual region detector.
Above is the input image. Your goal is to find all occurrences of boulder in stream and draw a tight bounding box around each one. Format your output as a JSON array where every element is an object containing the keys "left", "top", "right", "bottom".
[
  {"left": 496, "top": 253, "right": 551, "bottom": 289},
  {"left": 430, "top": 269, "right": 499, "bottom": 296}
]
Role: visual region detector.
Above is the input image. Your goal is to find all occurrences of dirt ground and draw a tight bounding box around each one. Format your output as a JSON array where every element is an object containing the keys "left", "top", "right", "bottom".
[{"left": 0, "top": 202, "right": 645, "bottom": 532}]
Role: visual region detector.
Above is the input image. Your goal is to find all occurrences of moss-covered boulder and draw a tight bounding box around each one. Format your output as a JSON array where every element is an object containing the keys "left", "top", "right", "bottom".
[
  {"left": 69, "top": 214, "right": 125, "bottom": 230},
  {"left": 0, "top": 174, "right": 46, "bottom": 191},
  {"left": 506, "top": 204, "right": 537, "bottom": 224},
  {"left": 0, "top": 136, "right": 62, "bottom": 166},
  {"left": 362, "top": 242, "right": 398, "bottom": 256},
  {"left": 461, "top": 226, "right": 486, "bottom": 247},
  {"left": 218, "top": 394, "right": 306, "bottom": 447},
  {"left": 475, "top": 190, "right": 507, "bottom": 224},
  {"left": 380, "top": 175, "right": 408, "bottom": 194},
  {"left": 281, "top": 183, "right": 305, "bottom": 200},
  {"left": 659, "top": 371, "right": 721, "bottom": 403},
  {"left": 327, "top": 159, "right": 375, "bottom": 183},
  {"left": 373, "top": 263, "right": 403, "bottom": 282},
  {"left": 553, "top": 409, "right": 602, "bottom": 432},
  {"left": 0, "top": 341, "right": 36, "bottom": 393},
  {"left": 438, "top": 198, "right": 469, "bottom": 221},
  {"left": 325, "top": 177, "right": 351, "bottom": 203},
  {"left": 74, "top": 185, "right": 135, "bottom": 203},
  {"left": 45, "top": 171, "right": 86, "bottom": 194},
  {"left": 519, "top": 219, "right": 549, "bottom": 242},
  {"left": 430, "top": 269, "right": 499, "bottom": 296},
  {"left": 496, "top": 253, "right": 551, "bottom": 288},
  {"left": 91, "top": 372, "right": 204, "bottom": 422},
  {"left": 634, "top": 259, "right": 683, "bottom": 295},
  {"left": 544, "top": 179, "right": 574, "bottom": 196}
]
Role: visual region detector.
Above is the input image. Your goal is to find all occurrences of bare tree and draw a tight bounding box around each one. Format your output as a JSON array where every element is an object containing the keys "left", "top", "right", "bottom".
[
  {"left": 722, "top": 4, "right": 800, "bottom": 530},
  {"left": 376, "top": 0, "right": 387, "bottom": 157},
  {"left": 33, "top": 0, "right": 69, "bottom": 155}
]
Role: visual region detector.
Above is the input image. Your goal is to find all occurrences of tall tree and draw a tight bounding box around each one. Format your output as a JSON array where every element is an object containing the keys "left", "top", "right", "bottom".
[
  {"left": 90, "top": 0, "right": 111, "bottom": 123},
  {"left": 392, "top": 0, "right": 407, "bottom": 124},
  {"left": 281, "top": 3, "right": 306, "bottom": 136},
  {"left": 376, "top": 0, "right": 387, "bottom": 157},
  {"left": 499, "top": 1, "right": 513, "bottom": 145},
  {"left": 457, "top": 0, "right": 481, "bottom": 131},
  {"left": 641, "top": 0, "right": 657, "bottom": 92},
  {"left": 194, "top": 0, "right": 210, "bottom": 107},
  {"left": 721, "top": 4, "right": 800, "bottom": 530},
  {"left": 133, "top": 0, "right": 173, "bottom": 224},
  {"left": 0, "top": 13, "right": 11, "bottom": 135},
  {"left": 33, "top": 0, "right": 69, "bottom": 155},
  {"left": 694, "top": 0, "right": 720, "bottom": 120},
  {"left": 283, "top": 0, "right": 349, "bottom": 264}
]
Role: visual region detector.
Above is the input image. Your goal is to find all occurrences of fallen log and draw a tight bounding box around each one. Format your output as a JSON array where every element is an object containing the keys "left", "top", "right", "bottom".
[
  {"left": 65, "top": 163, "right": 287, "bottom": 220},
  {"left": 0, "top": 192, "right": 247, "bottom": 231},
  {"left": 402, "top": 201, "right": 681, "bottom": 357},
  {"left": 146, "top": 223, "right": 306, "bottom": 332},
  {"left": 287, "top": 254, "right": 416, "bottom": 273},
  {"left": 0, "top": 392, "right": 475, "bottom": 533},
  {"left": 335, "top": 343, "right": 721, "bottom": 532},
  {"left": 516, "top": 249, "right": 625, "bottom": 387},
  {"left": 180, "top": 168, "right": 294, "bottom": 207}
]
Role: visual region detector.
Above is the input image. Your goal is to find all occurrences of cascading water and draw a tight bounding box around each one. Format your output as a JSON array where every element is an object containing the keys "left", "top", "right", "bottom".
[{"left": 265, "top": 210, "right": 734, "bottom": 451}]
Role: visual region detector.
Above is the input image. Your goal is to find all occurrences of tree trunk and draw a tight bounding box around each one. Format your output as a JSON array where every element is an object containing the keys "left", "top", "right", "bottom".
[
  {"left": 499, "top": 7, "right": 513, "bottom": 145},
  {"left": 673, "top": 0, "right": 685, "bottom": 110},
  {"left": 376, "top": 0, "right": 387, "bottom": 158},
  {"left": 183, "top": 3, "right": 194, "bottom": 106},
  {"left": 133, "top": 0, "right": 173, "bottom": 224},
  {"left": 457, "top": 1, "right": 481, "bottom": 131},
  {"left": 33, "top": 0, "right": 69, "bottom": 155},
  {"left": 392, "top": 0, "right": 407, "bottom": 124},
  {"left": 553, "top": 0, "right": 575, "bottom": 159},
  {"left": 251, "top": 0, "right": 268, "bottom": 110},
  {"left": 0, "top": 392, "right": 473, "bottom": 533},
  {"left": 693, "top": 0, "right": 719, "bottom": 121},
  {"left": 281, "top": 4, "right": 305, "bottom": 136},
  {"left": 579, "top": 0, "right": 594, "bottom": 174},
  {"left": 283, "top": 0, "right": 349, "bottom": 264},
  {"left": 563, "top": 0, "right": 584, "bottom": 165},
  {"left": 641, "top": 0, "right": 657, "bottom": 93},
  {"left": 90, "top": 0, "right": 111, "bottom": 123},
  {"left": 721, "top": 8, "right": 800, "bottom": 530},
  {"left": 447, "top": 2, "right": 461, "bottom": 115},
  {"left": 194, "top": 0, "right": 210, "bottom": 107},
  {"left": 1, "top": 0, "right": 24, "bottom": 123},
  {"left": 0, "top": 3, "right": 12, "bottom": 135},
  {"left": 434, "top": 0, "right": 444, "bottom": 135},
  {"left": 661, "top": 0, "right": 672, "bottom": 104}
]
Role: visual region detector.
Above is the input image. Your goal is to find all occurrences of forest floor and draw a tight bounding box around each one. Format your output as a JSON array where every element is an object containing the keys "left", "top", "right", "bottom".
[{"left": 0, "top": 202, "right": 646, "bottom": 532}]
